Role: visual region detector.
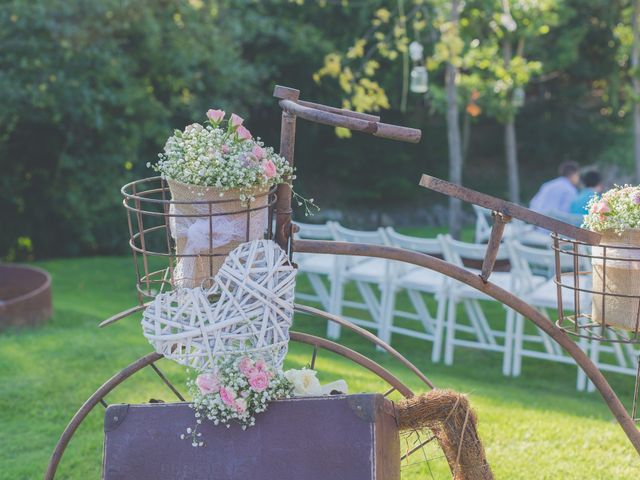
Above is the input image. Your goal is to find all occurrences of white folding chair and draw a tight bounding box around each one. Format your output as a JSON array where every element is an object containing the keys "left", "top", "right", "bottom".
[
  {"left": 439, "top": 234, "right": 515, "bottom": 373},
  {"left": 328, "top": 223, "right": 392, "bottom": 340},
  {"left": 384, "top": 228, "right": 448, "bottom": 362},
  {"left": 506, "top": 240, "right": 592, "bottom": 389},
  {"left": 293, "top": 221, "right": 338, "bottom": 312},
  {"left": 584, "top": 332, "right": 640, "bottom": 392},
  {"left": 472, "top": 205, "right": 522, "bottom": 244},
  {"left": 473, "top": 205, "right": 494, "bottom": 244}
]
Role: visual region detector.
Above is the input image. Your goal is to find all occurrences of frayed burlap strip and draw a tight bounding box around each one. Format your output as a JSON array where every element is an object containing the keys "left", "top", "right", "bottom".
[
  {"left": 592, "top": 230, "right": 640, "bottom": 331},
  {"left": 396, "top": 389, "right": 493, "bottom": 480},
  {"left": 166, "top": 178, "right": 269, "bottom": 288}
]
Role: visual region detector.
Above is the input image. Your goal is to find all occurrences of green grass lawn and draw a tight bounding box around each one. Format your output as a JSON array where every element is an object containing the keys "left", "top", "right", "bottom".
[{"left": 1, "top": 254, "right": 639, "bottom": 479}]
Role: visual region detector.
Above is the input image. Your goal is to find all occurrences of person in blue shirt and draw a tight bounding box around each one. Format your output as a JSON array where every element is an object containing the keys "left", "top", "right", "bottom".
[
  {"left": 530, "top": 161, "right": 580, "bottom": 215},
  {"left": 570, "top": 170, "right": 603, "bottom": 215}
]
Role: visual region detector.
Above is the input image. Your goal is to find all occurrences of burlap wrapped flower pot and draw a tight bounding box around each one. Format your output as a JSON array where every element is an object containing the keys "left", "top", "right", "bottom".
[
  {"left": 592, "top": 229, "right": 640, "bottom": 331},
  {"left": 166, "top": 178, "right": 269, "bottom": 288}
]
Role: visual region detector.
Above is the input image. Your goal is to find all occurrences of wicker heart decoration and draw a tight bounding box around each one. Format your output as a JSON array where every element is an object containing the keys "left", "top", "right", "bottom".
[{"left": 141, "top": 239, "right": 296, "bottom": 371}]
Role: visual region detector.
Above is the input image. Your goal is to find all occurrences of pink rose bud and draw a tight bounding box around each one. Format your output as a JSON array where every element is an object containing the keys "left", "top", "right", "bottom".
[
  {"left": 254, "top": 359, "right": 268, "bottom": 372},
  {"left": 592, "top": 199, "right": 610, "bottom": 214},
  {"left": 262, "top": 160, "right": 277, "bottom": 179},
  {"left": 206, "top": 109, "right": 225, "bottom": 123},
  {"left": 238, "top": 357, "right": 254, "bottom": 376},
  {"left": 196, "top": 373, "right": 220, "bottom": 395},
  {"left": 236, "top": 125, "right": 252, "bottom": 140},
  {"left": 252, "top": 144, "right": 266, "bottom": 160},
  {"left": 235, "top": 398, "right": 247, "bottom": 413},
  {"left": 230, "top": 113, "right": 244, "bottom": 128},
  {"left": 219, "top": 386, "right": 237, "bottom": 407},
  {"left": 248, "top": 371, "right": 270, "bottom": 392}
]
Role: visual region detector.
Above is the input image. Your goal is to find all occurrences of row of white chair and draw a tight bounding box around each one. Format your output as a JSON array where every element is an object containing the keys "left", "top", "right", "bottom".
[{"left": 293, "top": 221, "right": 639, "bottom": 391}]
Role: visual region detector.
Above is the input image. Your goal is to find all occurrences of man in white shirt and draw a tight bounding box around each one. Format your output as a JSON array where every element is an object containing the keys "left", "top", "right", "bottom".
[{"left": 530, "top": 161, "right": 580, "bottom": 215}]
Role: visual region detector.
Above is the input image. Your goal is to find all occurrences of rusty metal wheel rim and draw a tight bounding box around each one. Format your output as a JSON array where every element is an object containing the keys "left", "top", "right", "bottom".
[{"left": 46, "top": 310, "right": 433, "bottom": 479}]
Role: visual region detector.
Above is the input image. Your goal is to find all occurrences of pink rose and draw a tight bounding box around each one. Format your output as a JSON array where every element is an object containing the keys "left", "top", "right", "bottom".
[
  {"left": 206, "top": 109, "right": 225, "bottom": 123},
  {"left": 235, "top": 398, "right": 247, "bottom": 413},
  {"left": 238, "top": 357, "right": 254, "bottom": 376},
  {"left": 248, "top": 371, "right": 269, "bottom": 392},
  {"left": 230, "top": 113, "right": 244, "bottom": 128},
  {"left": 252, "top": 144, "right": 266, "bottom": 160},
  {"left": 254, "top": 359, "right": 267, "bottom": 372},
  {"left": 262, "top": 160, "right": 277, "bottom": 179},
  {"left": 219, "top": 386, "right": 237, "bottom": 407},
  {"left": 236, "top": 125, "right": 252, "bottom": 140},
  {"left": 196, "top": 373, "right": 220, "bottom": 395},
  {"left": 221, "top": 144, "right": 230, "bottom": 154},
  {"left": 592, "top": 199, "right": 610, "bottom": 214}
]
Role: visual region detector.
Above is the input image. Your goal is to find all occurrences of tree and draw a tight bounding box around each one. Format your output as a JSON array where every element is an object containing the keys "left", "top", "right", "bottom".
[
  {"left": 445, "top": 1, "right": 464, "bottom": 238},
  {"left": 632, "top": 0, "right": 640, "bottom": 181},
  {"left": 308, "top": 0, "right": 564, "bottom": 234}
]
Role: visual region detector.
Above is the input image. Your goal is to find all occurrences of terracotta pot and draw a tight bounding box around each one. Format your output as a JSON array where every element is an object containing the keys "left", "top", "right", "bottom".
[{"left": 166, "top": 178, "right": 269, "bottom": 288}]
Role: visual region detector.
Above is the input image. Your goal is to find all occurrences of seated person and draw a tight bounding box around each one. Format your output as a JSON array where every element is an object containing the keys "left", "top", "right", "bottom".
[
  {"left": 570, "top": 170, "right": 603, "bottom": 215},
  {"left": 530, "top": 161, "right": 580, "bottom": 215}
]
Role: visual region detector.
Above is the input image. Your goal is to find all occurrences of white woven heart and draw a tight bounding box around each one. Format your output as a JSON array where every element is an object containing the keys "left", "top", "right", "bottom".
[{"left": 141, "top": 240, "right": 296, "bottom": 371}]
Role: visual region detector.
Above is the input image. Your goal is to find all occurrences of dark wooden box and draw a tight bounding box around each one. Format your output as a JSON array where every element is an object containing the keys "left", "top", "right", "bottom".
[{"left": 103, "top": 394, "right": 400, "bottom": 480}]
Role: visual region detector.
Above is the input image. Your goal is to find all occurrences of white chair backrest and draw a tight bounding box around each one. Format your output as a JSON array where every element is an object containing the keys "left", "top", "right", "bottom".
[
  {"left": 330, "top": 223, "right": 389, "bottom": 269},
  {"left": 385, "top": 227, "right": 442, "bottom": 255},
  {"left": 506, "top": 240, "right": 554, "bottom": 293},
  {"left": 473, "top": 205, "right": 493, "bottom": 243},
  {"left": 510, "top": 240, "right": 580, "bottom": 274},
  {"left": 331, "top": 223, "right": 389, "bottom": 245},
  {"left": 439, "top": 234, "right": 509, "bottom": 268},
  {"left": 294, "top": 221, "right": 335, "bottom": 240},
  {"left": 385, "top": 227, "right": 445, "bottom": 277},
  {"left": 508, "top": 240, "right": 554, "bottom": 274}
]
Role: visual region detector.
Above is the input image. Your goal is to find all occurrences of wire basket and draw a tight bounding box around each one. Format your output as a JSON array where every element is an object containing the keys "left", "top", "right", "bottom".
[
  {"left": 552, "top": 233, "right": 640, "bottom": 344},
  {"left": 122, "top": 176, "right": 277, "bottom": 302}
]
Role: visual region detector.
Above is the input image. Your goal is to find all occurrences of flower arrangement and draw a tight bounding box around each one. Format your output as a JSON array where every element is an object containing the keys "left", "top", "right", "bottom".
[
  {"left": 582, "top": 184, "right": 640, "bottom": 331},
  {"left": 147, "top": 109, "right": 318, "bottom": 286},
  {"left": 182, "top": 358, "right": 349, "bottom": 446},
  {"left": 186, "top": 355, "right": 293, "bottom": 438},
  {"left": 583, "top": 185, "right": 640, "bottom": 234},
  {"left": 150, "top": 110, "right": 293, "bottom": 200},
  {"left": 183, "top": 355, "right": 291, "bottom": 446}
]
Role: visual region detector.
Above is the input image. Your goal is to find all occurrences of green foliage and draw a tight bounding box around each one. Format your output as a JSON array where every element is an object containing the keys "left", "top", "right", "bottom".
[
  {"left": 0, "top": 0, "right": 257, "bottom": 257},
  {"left": 2, "top": 0, "right": 640, "bottom": 256},
  {"left": 0, "top": 0, "right": 337, "bottom": 258},
  {"left": 1, "top": 255, "right": 638, "bottom": 478}
]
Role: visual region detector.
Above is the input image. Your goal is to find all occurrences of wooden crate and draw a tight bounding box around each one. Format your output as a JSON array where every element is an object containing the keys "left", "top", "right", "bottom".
[{"left": 103, "top": 394, "right": 400, "bottom": 480}]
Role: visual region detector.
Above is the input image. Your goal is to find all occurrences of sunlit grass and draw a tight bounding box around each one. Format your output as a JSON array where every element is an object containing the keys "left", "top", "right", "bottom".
[{"left": 0, "top": 254, "right": 638, "bottom": 479}]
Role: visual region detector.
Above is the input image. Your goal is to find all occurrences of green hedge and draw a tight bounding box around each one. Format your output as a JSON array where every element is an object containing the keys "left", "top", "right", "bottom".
[{"left": 0, "top": 0, "right": 631, "bottom": 258}]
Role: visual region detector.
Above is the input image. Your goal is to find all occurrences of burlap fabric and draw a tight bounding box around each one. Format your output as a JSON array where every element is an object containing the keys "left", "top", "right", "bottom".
[
  {"left": 166, "top": 178, "right": 269, "bottom": 288},
  {"left": 592, "top": 229, "right": 640, "bottom": 331}
]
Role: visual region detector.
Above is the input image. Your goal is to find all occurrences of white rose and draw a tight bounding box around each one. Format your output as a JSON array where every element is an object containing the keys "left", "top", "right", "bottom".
[
  {"left": 320, "top": 380, "right": 348, "bottom": 396},
  {"left": 284, "top": 369, "right": 322, "bottom": 397}
]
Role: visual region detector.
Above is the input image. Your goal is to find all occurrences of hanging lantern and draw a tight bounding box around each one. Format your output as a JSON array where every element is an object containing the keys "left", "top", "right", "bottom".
[
  {"left": 512, "top": 87, "right": 525, "bottom": 108},
  {"left": 410, "top": 66, "right": 429, "bottom": 94},
  {"left": 409, "top": 41, "right": 428, "bottom": 94},
  {"left": 409, "top": 41, "right": 424, "bottom": 62}
]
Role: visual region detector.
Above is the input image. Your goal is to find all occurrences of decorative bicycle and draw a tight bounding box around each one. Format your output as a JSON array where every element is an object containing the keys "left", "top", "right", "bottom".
[{"left": 45, "top": 86, "right": 640, "bottom": 480}]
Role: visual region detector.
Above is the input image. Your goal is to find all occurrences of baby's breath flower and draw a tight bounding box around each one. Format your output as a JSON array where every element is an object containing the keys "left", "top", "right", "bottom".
[
  {"left": 150, "top": 113, "right": 293, "bottom": 200},
  {"left": 583, "top": 185, "right": 640, "bottom": 234},
  {"left": 181, "top": 353, "right": 293, "bottom": 443}
]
